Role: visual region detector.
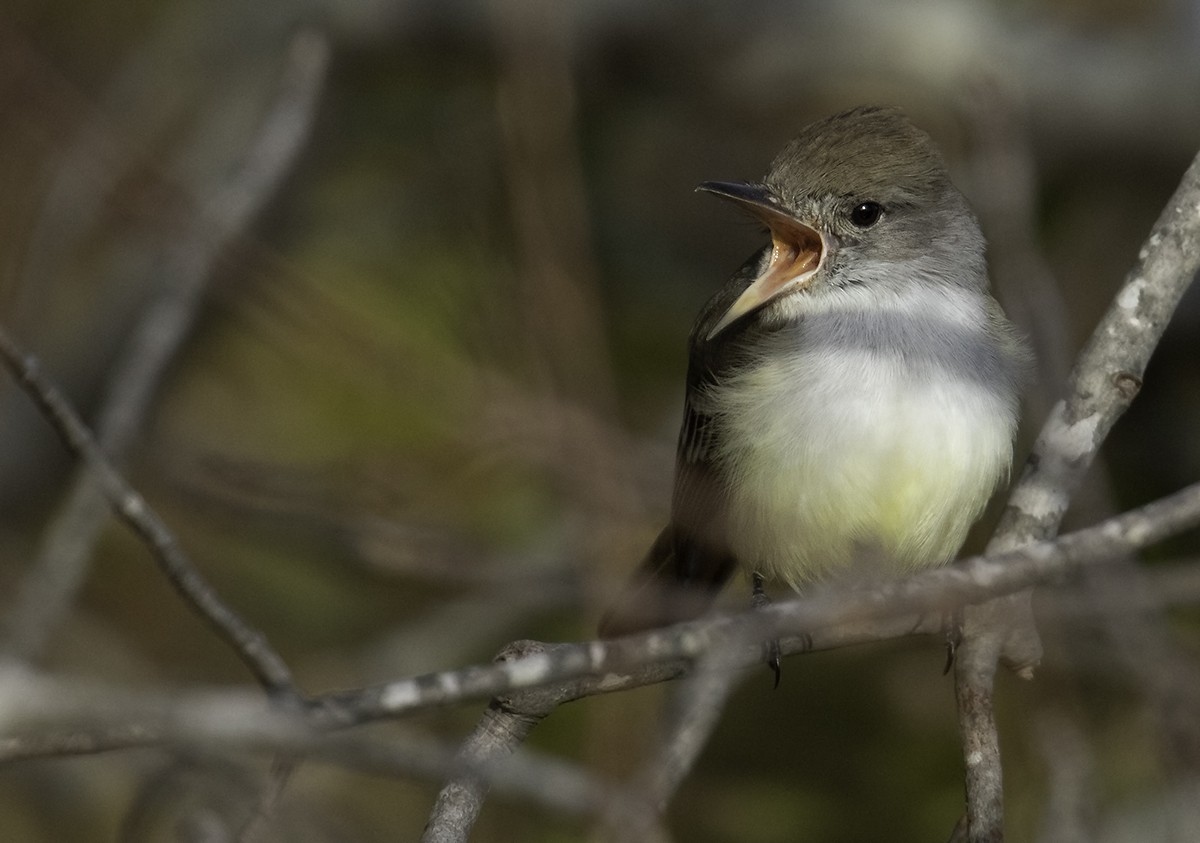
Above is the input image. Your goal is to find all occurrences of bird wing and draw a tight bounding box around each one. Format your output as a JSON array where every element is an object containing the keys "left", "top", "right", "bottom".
[
  {"left": 597, "top": 250, "right": 765, "bottom": 637},
  {"left": 666, "top": 256, "right": 760, "bottom": 587}
]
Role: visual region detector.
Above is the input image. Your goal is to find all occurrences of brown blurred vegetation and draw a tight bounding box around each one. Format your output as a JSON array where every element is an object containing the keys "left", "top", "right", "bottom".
[{"left": 1, "top": 0, "right": 1199, "bottom": 840}]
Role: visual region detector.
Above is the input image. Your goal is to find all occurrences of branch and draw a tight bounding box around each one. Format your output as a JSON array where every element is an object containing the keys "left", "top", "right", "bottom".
[
  {"left": 0, "top": 328, "right": 299, "bottom": 702},
  {"left": 420, "top": 640, "right": 672, "bottom": 843},
  {"left": 955, "top": 143, "right": 1200, "bottom": 842},
  {"left": 2, "top": 482, "right": 1197, "bottom": 838},
  {"left": 621, "top": 642, "right": 744, "bottom": 839},
  {"left": 0, "top": 668, "right": 612, "bottom": 826},
  {"left": 316, "top": 481, "right": 1200, "bottom": 729},
  {"left": 2, "top": 27, "right": 331, "bottom": 663},
  {"left": 985, "top": 141, "right": 1200, "bottom": 666},
  {"left": 998, "top": 180, "right": 1200, "bottom": 553},
  {"left": 398, "top": 481, "right": 1200, "bottom": 839}
]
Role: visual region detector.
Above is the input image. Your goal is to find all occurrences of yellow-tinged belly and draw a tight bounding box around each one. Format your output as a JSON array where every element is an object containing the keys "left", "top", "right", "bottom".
[{"left": 710, "top": 348, "right": 1016, "bottom": 588}]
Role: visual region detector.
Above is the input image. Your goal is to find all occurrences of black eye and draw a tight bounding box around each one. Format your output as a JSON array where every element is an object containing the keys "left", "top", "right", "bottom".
[{"left": 849, "top": 201, "right": 883, "bottom": 228}]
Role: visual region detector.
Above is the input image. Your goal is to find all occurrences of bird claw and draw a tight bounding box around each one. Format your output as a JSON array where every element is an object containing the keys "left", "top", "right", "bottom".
[
  {"left": 765, "top": 638, "right": 782, "bottom": 688},
  {"left": 752, "top": 572, "right": 783, "bottom": 688},
  {"left": 942, "top": 611, "right": 963, "bottom": 675}
]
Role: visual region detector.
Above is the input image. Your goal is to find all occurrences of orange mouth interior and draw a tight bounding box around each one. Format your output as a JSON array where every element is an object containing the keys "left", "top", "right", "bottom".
[{"left": 767, "top": 219, "right": 822, "bottom": 289}]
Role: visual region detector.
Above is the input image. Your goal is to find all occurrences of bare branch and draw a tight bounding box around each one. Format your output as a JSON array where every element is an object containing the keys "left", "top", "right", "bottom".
[
  {"left": 619, "top": 643, "right": 745, "bottom": 840},
  {"left": 3, "top": 478, "right": 1181, "bottom": 838},
  {"left": 420, "top": 703, "right": 532, "bottom": 843},
  {"left": 2, "top": 481, "right": 1197, "bottom": 838},
  {"left": 994, "top": 140, "right": 1200, "bottom": 582},
  {"left": 322, "top": 480, "right": 1200, "bottom": 727},
  {"left": 0, "top": 328, "right": 299, "bottom": 701},
  {"left": 425, "top": 477, "right": 1200, "bottom": 835},
  {"left": 0, "top": 722, "right": 166, "bottom": 761},
  {"left": 955, "top": 651, "right": 1004, "bottom": 843},
  {"left": 955, "top": 144, "right": 1200, "bottom": 842},
  {"left": 0, "top": 667, "right": 612, "bottom": 826},
  {"left": 420, "top": 640, "right": 570, "bottom": 843}
]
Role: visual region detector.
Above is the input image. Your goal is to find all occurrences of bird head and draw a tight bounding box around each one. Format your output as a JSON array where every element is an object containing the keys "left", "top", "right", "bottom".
[{"left": 699, "top": 106, "right": 985, "bottom": 340}]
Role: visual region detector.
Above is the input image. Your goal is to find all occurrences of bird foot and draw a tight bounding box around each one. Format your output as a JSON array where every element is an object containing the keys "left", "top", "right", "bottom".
[{"left": 752, "top": 572, "right": 782, "bottom": 688}]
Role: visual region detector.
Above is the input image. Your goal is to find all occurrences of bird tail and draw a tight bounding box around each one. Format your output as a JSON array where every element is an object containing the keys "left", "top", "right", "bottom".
[{"left": 597, "top": 527, "right": 731, "bottom": 637}]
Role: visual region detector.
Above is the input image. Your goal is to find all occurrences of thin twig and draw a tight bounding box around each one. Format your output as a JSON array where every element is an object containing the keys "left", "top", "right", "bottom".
[{"left": 0, "top": 328, "right": 299, "bottom": 702}]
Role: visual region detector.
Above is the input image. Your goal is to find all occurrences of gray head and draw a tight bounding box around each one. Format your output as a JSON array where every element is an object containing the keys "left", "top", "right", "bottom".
[{"left": 699, "top": 106, "right": 987, "bottom": 338}]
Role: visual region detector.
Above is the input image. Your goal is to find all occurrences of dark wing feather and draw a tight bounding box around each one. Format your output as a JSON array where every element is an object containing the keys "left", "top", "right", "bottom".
[
  {"left": 598, "top": 250, "right": 767, "bottom": 636},
  {"left": 668, "top": 249, "right": 766, "bottom": 585}
]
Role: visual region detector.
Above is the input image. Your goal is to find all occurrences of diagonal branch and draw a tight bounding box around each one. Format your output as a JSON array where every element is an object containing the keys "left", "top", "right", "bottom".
[
  {"left": 955, "top": 143, "right": 1200, "bottom": 842},
  {"left": 618, "top": 640, "right": 746, "bottom": 840},
  {"left": 0, "top": 328, "right": 299, "bottom": 702},
  {"left": 996, "top": 150, "right": 1200, "bottom": 554}
]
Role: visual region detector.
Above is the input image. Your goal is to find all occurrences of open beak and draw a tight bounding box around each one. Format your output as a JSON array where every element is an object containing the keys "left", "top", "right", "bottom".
[{"left": 698, "top": 181, "right": 831, "bottom": 340}]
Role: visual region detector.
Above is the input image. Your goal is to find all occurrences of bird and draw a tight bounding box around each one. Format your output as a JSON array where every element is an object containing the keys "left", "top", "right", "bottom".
[{"left": 599, "top": 106, "right": 1028, "bottom": 647}]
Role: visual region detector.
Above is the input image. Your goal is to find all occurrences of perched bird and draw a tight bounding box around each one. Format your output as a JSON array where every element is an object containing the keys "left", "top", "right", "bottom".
[{"left": 600, "top": 106, "right": 1027, "bottom": 640}]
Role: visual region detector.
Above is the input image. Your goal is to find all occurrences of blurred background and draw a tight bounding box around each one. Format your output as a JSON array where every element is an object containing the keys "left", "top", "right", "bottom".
[{"left": 1, "top": 0, "right": 1199, "bottom": 840}]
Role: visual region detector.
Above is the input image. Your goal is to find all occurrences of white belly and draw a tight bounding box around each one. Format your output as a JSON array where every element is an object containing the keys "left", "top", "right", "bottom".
[{"left": 708, "top": 343, "right": 1016, "bottom": 587}]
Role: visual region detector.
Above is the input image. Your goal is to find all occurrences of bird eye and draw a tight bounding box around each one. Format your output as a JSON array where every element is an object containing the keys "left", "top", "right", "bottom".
[{"left": 849, "top": 201, "right": 883, "bottom": 228}]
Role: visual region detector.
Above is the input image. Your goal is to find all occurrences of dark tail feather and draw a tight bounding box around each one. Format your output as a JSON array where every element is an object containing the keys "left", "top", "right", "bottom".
[{"left": 598, "top": 527, "right": 732, "bottom": 637}]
